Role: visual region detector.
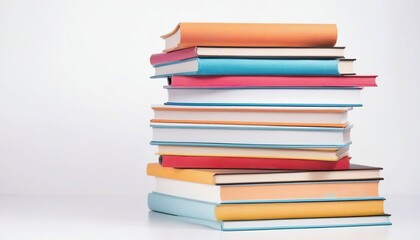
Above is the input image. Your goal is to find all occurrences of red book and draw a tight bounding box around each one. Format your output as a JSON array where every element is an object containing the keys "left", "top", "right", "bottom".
[
  {"left": 169, "top": 75, "right": 377, "bottom": 87},
  {"left": 160, "top": 155, "right": 351, "bottom": 170}
]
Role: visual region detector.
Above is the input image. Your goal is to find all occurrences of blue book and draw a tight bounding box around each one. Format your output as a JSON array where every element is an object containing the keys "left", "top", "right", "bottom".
[
  {"left": 148, "top": 193, "right": 391, "bottom": 231},
  {"left": 152, "top": 58, "right": 355, "bottom": 78}
]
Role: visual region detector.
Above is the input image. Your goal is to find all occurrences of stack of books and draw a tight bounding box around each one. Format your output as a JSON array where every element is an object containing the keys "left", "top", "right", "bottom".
[{"left": 147, "top": 23, "right": 391, "bottom": 231}]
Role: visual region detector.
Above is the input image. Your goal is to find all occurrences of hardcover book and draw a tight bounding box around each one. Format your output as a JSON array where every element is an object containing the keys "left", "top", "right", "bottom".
[
  {"left": 152, "top": 105, "right": 351, "bottom": 128},
  {"left": 150, "top": 46, "right": 346, "bottom": 65},
  {"left": 154, "top": 177, "right": 381, "bottom": 203},
  {"left": 156, "top": 145, "right": 349, "bottom": 161},
  {"left": 159, "top": 155, "right": 350, "bottom": 170},
  {"left": 153, "top": 213, "right": 391, "bottom": 231},
  {"left": 146, "top": 163, "right": 382, "bottom": 185},
  {"left": 162, "top": 23, "right": 338, "bottom": 52},
  {"left": 167, "top": 75, "right": 377, "bottom": 87},
  {"left": 148, "top": 192, "right": 385, "bottom": 221},
  {"left": 152, "top": 58, "right": 354, "bottom": 78},
  {"left": 151, "top": 123, "right": 352, "bottom": 148}
]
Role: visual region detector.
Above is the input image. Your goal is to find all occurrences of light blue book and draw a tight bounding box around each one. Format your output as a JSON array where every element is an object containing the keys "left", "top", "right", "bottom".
[
  {"left": 150, "top": 141, "right": 351, "bottom": 149},
  {"left": 148, "top": 193, "right": 391, "bottom": 231},
  {"left": 152, "top": 58, "right": 354, "bottom": 78},
  {"left": 150, "top": 123, "right": 352, "bottom": 148},
  {"left": 154, "top": 212, "right": 392, "bottom": 231}
]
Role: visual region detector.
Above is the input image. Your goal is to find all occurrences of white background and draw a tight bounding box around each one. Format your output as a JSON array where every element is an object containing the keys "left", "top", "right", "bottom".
[
  {"left": 1, "top": 1, "right": 420, "bottom": 239},
  {"left": 1, "top": 0, "right": 420, "bottom": 198}
]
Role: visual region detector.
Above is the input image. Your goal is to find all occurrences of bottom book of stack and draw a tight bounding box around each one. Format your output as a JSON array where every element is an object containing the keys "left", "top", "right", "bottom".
[{"left": 147, "top": 163, "right": 391, "bottom": 231}]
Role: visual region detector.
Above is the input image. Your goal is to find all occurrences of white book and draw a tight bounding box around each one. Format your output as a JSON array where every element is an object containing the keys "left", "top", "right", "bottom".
[
  {"left": 152, "top": 105, "right": 351, "bottom": 127},
  {"left": 194, "top": 46, "right": 345, "bottom": 58},
  {"left": 165, "top": 87, "right": 362, "bottom": 107},
  {"left": 154, "top": 177, "right": 381, "bottom": 204},
  {"left": 150, "top": 123, "right": 352, "bottom": 148}
]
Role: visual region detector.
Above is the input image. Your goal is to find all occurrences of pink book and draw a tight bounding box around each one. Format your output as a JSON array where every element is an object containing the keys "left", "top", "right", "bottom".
[
  {"left": 150, "top": 48, "right": 197, "bottom": 66},
  {"left": 169, "top": 75, "right": 377, "bottom": 87}
]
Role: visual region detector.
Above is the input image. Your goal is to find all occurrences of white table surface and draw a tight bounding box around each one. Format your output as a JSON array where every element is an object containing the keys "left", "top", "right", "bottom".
[{"left": 0, "top": 194, "right": 417, "bottom": 240}]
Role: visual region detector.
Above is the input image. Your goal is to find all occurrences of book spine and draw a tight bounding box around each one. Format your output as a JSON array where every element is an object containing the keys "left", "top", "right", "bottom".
[
  {"left": 161, "top": 155, "right": 350, "bottom": 170},
  {"left": 197, "top": 58, "right": 340, "bottom": 76}
]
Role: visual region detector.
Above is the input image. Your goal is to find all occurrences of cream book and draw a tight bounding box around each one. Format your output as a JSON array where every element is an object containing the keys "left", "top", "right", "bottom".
[
  {"left": 152, "top": 105, "right": 351, "bottom": 128},
  {"left": 156, "top": 145, "right": 349, "bottom": 161}
]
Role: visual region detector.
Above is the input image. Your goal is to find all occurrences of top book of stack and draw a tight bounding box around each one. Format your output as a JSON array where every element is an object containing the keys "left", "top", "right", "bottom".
[{"left": 161, "top": 23, "right": 337, "bottom": 52}]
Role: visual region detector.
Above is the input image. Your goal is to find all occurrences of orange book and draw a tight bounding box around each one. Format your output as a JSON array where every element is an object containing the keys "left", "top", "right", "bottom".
[
  {"left": 147, "top": 163, "right": 382, "bottom": 185},
  {"left": 162, "top": 23, "right": 338, "bottom": 52}
]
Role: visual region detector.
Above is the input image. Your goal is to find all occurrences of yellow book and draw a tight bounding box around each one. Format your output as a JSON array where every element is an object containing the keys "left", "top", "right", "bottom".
[
  {"left": 148, "top": 192, "right": 385, "bottom": 221},
  {"left": 216, "top": 200, "right": 384, "bottom": 221}
]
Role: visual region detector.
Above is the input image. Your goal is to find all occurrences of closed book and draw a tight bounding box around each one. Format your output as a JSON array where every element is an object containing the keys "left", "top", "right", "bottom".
[
  {"left": 151, "top": 123, "right": 352, "bottom": 148},
  {"left": 162, "top": 23, "right": 337, "bottom": 52},
  {"left": 146, "top": 163, "right": 382, "bottom": 185},
  {"left": 168, "top": 75, "right": 377, "bottom": 87},
  {"left": 148, "top": 192, "right": 385, "bottom": 221},
  {"left": 164, "top": 87, "right": 362, "bottom": 108},
  {"left": 152, "top": 58, "right": 354, "bottom": 78},
  {"left": 150, "top": 46, "right": 345, "bottom": 65},
  {"left": 154, "top": 177, "right": 381, "bottom": 203},
  {"left": 156, "top": 145, "right": 349, "bottom": 161},
  {"left": 152, "top": 105, "right": 351, "bottom": 128},
  {"left": 153, "top": 212, "right": 391, "bottom": 231},
  {"left": 159, "top": 155, "right": 350, "bottom": 170}
]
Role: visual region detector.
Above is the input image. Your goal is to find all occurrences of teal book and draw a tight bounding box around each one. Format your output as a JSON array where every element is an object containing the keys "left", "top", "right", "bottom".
[
  {"left": 152, "top": 212, "right": 392, "bottom": 231},
  {"left": 152, "top": 58, "right": 354, "bottom": 78}
]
